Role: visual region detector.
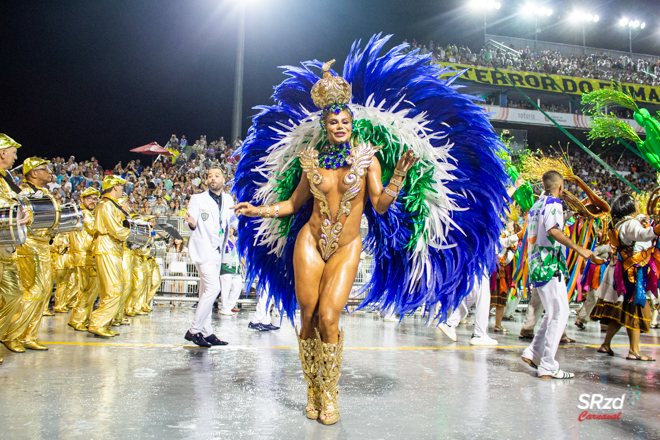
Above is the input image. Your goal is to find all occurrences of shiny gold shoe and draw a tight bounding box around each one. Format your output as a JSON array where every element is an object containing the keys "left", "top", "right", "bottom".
[
  {"left": 2, "top": 340, "right": 26, "bottom": 353},
  {"left": 42, "top": 310, "right": 55, "bottom": 316},
  {"left": 23, "top": 341, "right": 48, "bottom": 350},
  {"left": 134, "top": 310, "right": 148, "bottom": 316},
  {"left": 0, "top": 356, "right": 3, "bottom": 363},
  {"left": 120, "top": 318, "right": 130, "bottom": 325},
  {"left": 111, "top": 320, "right": 121, "bottom": 327},
  {"left": 106, "top": 328, "right": 119, "bottom": 336},
  {"left": 53, "top": 307, "right": 68, "bottom": 313},
  {"left": 88, "top": 327, "right": 114, "bottom": 338},
  {"left": 297, "top": 327, "right": 321, "bottom": 420},
  {"left": 68, "top": 322, "right": 88, "bottom": 332},
  {"left": 316, "top": 329, "right": 344, "bottom": 425}
]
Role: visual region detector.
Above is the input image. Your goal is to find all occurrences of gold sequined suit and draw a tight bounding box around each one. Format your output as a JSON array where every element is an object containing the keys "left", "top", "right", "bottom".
[
  {"left": 126, "top": 246, "right": 149, "bottom": 316},
  {"left": 112, "top": 245, "right": 134, "bottom": 325},
  {"left": 144, "top": 257, "right": 161, "bottom": 312},
  {"left": 87, "top": 195, "right": 130, "bottom": 334},
  {"left": 51, "top": 233, "right": 77, "bottom": 313},
  {"left": 0, "top": 174, "right": 24, "bottom": 350},
  {"left": 68, "top": 206, "right": 98, "bottom": 330},
  {"left": 3, "top": 183, "right": 55, "bottom": 349}
]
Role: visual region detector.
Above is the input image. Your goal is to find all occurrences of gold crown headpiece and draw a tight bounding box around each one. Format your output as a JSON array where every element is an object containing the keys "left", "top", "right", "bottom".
[{"left": 311, "top": 60, "right": 352, "bottom": 114}]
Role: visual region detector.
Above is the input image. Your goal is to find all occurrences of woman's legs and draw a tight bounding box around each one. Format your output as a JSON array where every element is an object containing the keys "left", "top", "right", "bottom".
[
  {"left": 293, "top": 226, "right": 325, "bottom": 340},
  {"left": 601, "top": 321, "right": 622, "bottom": 349}
]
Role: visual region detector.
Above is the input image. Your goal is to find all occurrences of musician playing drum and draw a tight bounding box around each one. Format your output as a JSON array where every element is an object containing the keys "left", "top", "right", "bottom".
[
  {"left": 68, "top": 187, "right": 100, "bottom": 331},
  {"left": 3, "top": 157, "right": 55, "bottom": 352},
  {"left": 0, "top": 135, "right": 29, "bottom": 363},
  {"left": 87, "top": 175, "right": 130, "bottom": 338}
]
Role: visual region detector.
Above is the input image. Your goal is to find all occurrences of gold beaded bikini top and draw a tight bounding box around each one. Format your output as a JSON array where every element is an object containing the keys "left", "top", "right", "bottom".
[{"left": 298, "top": 141, "right": 380, "bottom": 261}]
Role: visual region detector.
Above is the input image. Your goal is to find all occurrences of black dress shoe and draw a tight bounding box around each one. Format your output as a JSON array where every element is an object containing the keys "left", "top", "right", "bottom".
[
  {"left": 185, "top": 330, "right": 211, "bottom": 347},
  {"left": 204, "top": 334, "right": 228, "bottom": 346}
]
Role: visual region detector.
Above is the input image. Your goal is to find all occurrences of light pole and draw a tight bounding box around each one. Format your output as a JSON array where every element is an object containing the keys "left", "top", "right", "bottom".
[
  {"left": 469, "top": 0, "right": 501, "bottom": 44},
  {"left": 521, "top": 3, "right": 553, "bottom": 53},
  {"left": 570, "top": 11, "right": 599, "bottom": 55},
  {"left": 231, "top": 2, "right": 246, "bottom": 145},
  {"left": 620, "top": 17, "right": 646, "bottom": 56}
]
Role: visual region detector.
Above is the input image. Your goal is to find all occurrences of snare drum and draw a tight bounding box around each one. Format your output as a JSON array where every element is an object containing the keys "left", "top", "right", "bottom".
[
  {"left": 150, "top": 240, "right": 167, "bottom": 258},
  {"left": 23, "top": 194, "right": 59, "bottom": 230},
  {"left": 126, "top": 220, "right": 153, "bottom": 250},
  {"left": 0, "top": 196, "right": 28, "bottom": 248},
  {"left": 53, "top": 203, "right": 83, "bottom": 233}
]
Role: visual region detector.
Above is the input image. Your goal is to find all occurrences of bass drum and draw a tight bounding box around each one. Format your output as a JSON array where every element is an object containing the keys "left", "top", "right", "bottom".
[
  {"left": 150, "top": 240, "right": 167, "bottom": 258},
  {"left": 53, "top": 203, "right": 83, "bottom": 233},
  {"left": 127, "top": 220, "right": 153, "bottom": 250},
  {"left": 0, "top": 196, "right": 28, "bottom": 248},
  {"left": 23, "top": 194, "right": 59, "bottom": 230}
]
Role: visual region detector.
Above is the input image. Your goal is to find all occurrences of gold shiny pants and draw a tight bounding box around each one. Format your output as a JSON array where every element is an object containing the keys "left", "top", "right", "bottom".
[
  {"left": 113, "top": 253, "right": 134, "bottom": 324},
  {"left": 68, "top": 266, "right": 98, "bottom": 330},
  {"left": 136, "top": 262, "right": 152, "bottom": 313},
  {"left": 88, "top": 253, "right": 124, "bottom": 332},
  {"left": 144, "top": 261, "right": 161, "bottom": 312},
  {"left": 125, "top": 258, "right": 147, "bottom": 316},
  {"left": 4, "top": 252, "right": 53, "bottom": 345},
  {"left": 54, "top": 267, "right": 77, "bottom": 312},
  {"left": 0, "top": 260, "right": 24, "bottom": 340}
]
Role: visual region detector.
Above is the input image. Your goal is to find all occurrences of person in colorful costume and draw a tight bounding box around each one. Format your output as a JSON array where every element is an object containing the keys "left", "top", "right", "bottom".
[
  {"left": 232, "top": 35, "right": 509, "bottom": 424},
  {"left": 521, "top": 171, "right": 594, "bottom": 379},
  {"left": 68, "top": 187, "right": 100, "bottom": 331},
  {"left": 590, "top": 194, "right": 657, "bottom": 361},
  {"left": 574, "top": 238, "right": 610, "bottom": 330},
  {"left": 490, "top": 221, "right": 523, "bottom": 333}
]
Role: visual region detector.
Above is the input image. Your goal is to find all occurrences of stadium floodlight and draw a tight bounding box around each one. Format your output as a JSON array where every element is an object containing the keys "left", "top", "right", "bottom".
[
  {"left": 620, "top": 17, "right": 647, "bottom": 55},
  {"left": 571, "top": 10, "right": 600, "bottom": 54},
  {"left": 521, "top": 3, "right": 552, "bottom": 17}
]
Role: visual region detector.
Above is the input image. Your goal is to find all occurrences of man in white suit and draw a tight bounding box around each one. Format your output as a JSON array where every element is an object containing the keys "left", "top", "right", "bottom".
[{"left": 184, "top": 168, "right": 238, "bottom": 347}]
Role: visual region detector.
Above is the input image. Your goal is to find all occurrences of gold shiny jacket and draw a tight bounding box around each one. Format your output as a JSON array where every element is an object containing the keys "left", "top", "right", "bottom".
[
  {"left": 92, "top": 195, "right": 130, "bottom": 256},
  {"left": 69, "top": 207, "right": 95, "bottom": 266},
  {"left": 17, "top": 181, "right": 54, "bottom": 256},
  {"left": 50, "top": 233, "right": 70, "bottom": 270}
]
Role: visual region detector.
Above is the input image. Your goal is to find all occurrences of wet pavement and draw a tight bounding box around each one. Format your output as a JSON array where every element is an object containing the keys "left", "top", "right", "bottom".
[{"left": 0, "top": 305, "right": 658, "bottom": 439}]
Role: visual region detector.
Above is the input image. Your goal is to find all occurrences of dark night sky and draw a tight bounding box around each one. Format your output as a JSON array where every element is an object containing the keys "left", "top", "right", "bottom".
[{"left": 1, "top": 0, "right": 659, "bottom": 168}]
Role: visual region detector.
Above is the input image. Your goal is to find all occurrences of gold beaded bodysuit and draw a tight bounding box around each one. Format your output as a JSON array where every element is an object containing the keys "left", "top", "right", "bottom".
[{"left": 298, "top": 141, "right": 381, "bottom": 261}]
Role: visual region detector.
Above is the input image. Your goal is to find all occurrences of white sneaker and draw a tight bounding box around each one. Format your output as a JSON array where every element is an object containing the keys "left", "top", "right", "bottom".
[
  {"left": 383, "top": 315, "right": 399, "bottom": 323},
  {"left": 438, "top": 323, "right": 457, "bottom": 342},
  {"left": 540, "top": 368, "right": 574, "bottom": 380},
  {"left": 219, "top": 311, "right": 237, "bottom": 316},
  {"left": 469, "top": 335, "right": 498, "bottom": 346}
]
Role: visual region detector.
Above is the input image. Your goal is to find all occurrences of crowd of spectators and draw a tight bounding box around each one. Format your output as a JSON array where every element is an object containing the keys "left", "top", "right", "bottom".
[
  {"left": 18, "top": 134, "right": 243, "bottom": 218},
  {"left": 403, "top": 39, "right": 660, "bottom": 87}
]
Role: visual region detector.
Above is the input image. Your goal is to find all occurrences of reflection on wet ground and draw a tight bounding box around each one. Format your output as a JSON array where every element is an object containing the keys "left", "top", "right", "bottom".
[{"left": 0, "top": 306, "right": 658, "bottom": 439}]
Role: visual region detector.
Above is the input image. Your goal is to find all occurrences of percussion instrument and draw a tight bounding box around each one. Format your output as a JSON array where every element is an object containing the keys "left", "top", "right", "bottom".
[
  {"left": 23, "top": 194, "right": 59, "bottom": 230},
  {"left": 0, "top": 196, "right": 28, "bottom": 248},
  {"left": 150, "top": 240, "right": 167, "bottom": 258},
  {"left": 52, "top": 203, "right": 83, "bottom": 234},
  {"left": 126, "top": 220, "right": 153, "bottom": 250}
]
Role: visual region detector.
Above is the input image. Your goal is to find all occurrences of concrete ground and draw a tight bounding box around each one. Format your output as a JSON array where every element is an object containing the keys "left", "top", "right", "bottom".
[{"left": 0, "top": 305, "right": 658, "bottom": 440}]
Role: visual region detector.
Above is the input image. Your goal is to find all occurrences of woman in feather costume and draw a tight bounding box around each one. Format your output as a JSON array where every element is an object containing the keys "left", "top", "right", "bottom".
[{"left": 232, "top": 35, "right": 509, "bottom": 424}]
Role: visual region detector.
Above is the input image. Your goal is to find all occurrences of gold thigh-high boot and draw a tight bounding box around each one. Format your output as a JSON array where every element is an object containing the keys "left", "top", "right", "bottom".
[
  {"left": 296, "top": 327, "right": 321, "bottom": 420},
  {"left": 316, "top": 329, "right": 344, "bottom": 425}
]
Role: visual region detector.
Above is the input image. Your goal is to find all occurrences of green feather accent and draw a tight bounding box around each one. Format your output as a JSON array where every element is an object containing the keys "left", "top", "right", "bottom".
[
  {"left": 587, "top": 115, "right": 642, "bottom": 144},
  {"left": 581, "top": 89, "right": 639, "bottom": 113}
]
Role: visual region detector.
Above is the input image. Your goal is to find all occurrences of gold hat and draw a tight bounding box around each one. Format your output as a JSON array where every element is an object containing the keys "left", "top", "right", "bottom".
[
  {"left": 81, "top": 187, "right": 100, "bottom": 198},
  {"left": 102, "top": 175, "right": 127, "bottom": 190},
  {"left": 310, "top": 59, "right": 352, "bottom": 111},
  {"left": 141, "top": 215, "right": 155, "bottom": 221},
  {"left": 0, "top": 134, "right": 21, "bottom": 150},
  {"left": 22, "top": 157, "right": 50, "bottom": 175}
]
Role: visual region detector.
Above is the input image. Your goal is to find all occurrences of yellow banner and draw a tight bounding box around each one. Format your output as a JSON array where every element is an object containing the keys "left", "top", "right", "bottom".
[{"left": 437, "top": 62, "right": 660, "bottom": 104}]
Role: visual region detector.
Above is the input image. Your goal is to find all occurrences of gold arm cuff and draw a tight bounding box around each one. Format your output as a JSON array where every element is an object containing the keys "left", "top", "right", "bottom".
[
  {"left": 390, "top": 178, "right": 404, "bottom": 188},
  {"left": 274, "top": 204, "right": 280, "bottom": 218},
  {"left": 384, "top": 187, "right": 398, "bottom": 198},
  {"left": 258, "top": 206, "right": 263, "bottom": 217},
  {"left": 394, "top": 169, "right": 406, "bottom": 177}
]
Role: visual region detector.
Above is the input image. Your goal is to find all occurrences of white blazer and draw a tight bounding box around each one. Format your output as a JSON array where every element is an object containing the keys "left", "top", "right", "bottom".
[{"left": 187, "top": 191, "right": 238, "bottom": 265}]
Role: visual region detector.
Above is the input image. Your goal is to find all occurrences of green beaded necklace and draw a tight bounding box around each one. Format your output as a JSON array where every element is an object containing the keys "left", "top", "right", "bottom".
[{"left": 318, "top": 142, "right": 350, "bottom": 170}]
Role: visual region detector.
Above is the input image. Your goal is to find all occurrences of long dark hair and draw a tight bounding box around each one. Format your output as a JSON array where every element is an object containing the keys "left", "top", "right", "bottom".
[{"left": 611, "top": 193, "right": 636, "bottom": 225}]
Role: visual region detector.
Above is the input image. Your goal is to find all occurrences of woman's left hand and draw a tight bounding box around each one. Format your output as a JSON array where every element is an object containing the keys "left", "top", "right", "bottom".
[{"left": 395, "top": 150, "right": 419, "bottom": 175}]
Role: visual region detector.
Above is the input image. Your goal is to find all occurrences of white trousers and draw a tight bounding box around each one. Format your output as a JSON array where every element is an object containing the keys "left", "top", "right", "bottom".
[
  {"left": 521, "top": 287, "right": 544, "bottom": 332},
  {"left": 190, "top": 259, "right": 221, "bottom": 337},
  {"left": 446, "top": 272, "right": 491, "bottom": 338},
  {"left": 252, "top": 293, "right": 272, "bottom": 325},
  {"left": 576, "top": 289, "right": 597, "bottom": 324},
  {"left": 504, "top": 294, "right": 521, "bottom": 319},
  {"left": 220, "top": 273, "right": 242, "bottom": 314},
  {"left": 522, "top": 278, "right": 569, "bottom": 376}
]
